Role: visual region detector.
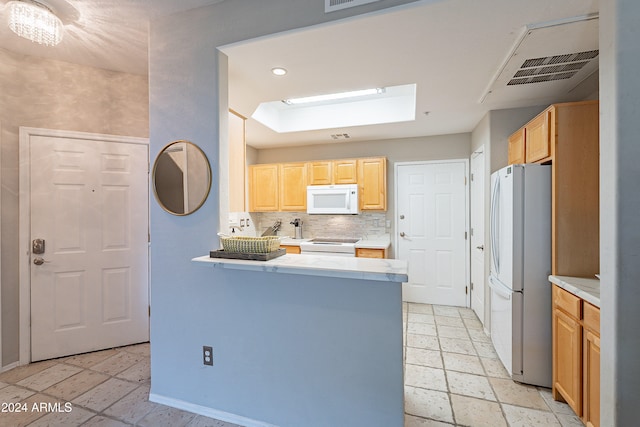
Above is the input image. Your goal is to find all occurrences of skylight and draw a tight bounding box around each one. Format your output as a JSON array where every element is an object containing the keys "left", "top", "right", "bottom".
[{"left": 252, "top": 84, "right": 417, "bottom": 133}]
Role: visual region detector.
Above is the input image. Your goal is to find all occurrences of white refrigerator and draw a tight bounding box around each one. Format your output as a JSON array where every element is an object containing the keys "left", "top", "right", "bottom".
[{"left": 489, "top": 163, "right": 551, "bottom": 388}]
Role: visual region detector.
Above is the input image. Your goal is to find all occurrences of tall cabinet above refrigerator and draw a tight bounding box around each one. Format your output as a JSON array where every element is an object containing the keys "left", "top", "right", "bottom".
[{"left": 489, "top": 163, "right": 551, "bottom": 388}]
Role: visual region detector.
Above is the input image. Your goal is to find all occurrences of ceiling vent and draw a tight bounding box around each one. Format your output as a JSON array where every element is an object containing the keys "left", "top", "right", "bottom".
[
  {"left": 325, "top": 0, "right": 381, "bottom": 13},
  {"left": 480, "top": 14, "right": 599, "bottom": 104},
  {"left": 507, "top": 50, "right": 599, "bottom": 86},
  {"left": 330, "top": 133, "right": 351, "bottom": 140}
]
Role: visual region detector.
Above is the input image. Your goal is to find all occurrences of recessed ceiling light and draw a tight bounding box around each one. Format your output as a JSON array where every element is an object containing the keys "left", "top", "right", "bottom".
[
  {"left": 271, "top": 67, "right": 287, "bottom": 76},
  {"left": 283, "top": 87, "right": 384, "bottom": 105}
]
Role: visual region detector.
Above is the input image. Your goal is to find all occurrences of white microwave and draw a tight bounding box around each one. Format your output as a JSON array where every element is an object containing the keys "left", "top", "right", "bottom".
[{"left": 307, "top": 184, "right": 359, "bottom": 215}]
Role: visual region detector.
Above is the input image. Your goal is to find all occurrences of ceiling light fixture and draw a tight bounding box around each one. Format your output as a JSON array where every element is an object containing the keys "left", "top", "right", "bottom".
[
  {"left": 7, "top": 0, "right": 64, "bottom": 46},
  {"left": 283, "top": 87, "right": 385, "bottom": 105},
  {"left": 271, "top": 67, "right": 287, "bottom": 76}
]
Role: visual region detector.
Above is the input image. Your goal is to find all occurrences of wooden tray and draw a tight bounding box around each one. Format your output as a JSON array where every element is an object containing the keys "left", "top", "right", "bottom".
[{"left": 209, "top": 248, "right": 286, "bottom": 261}]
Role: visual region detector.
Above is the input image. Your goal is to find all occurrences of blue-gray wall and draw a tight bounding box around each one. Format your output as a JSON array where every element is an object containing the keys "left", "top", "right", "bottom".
[
  {"left": 148, "top": 1, "right": 425, "bottom": 425},
  {"left": 599, "top": 0, "right": 640, "bottom": 424}
]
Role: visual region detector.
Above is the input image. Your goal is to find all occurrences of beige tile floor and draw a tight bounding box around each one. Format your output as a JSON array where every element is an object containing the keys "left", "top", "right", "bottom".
[
  {"left": 0, "top": 303, "right": 583, "bottom": 426},
  {"left": 403, "top": 303, "right": 584, "bottom": 427}
]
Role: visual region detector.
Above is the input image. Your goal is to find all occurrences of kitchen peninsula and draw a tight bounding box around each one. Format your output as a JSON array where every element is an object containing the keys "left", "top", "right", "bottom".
[{"left": 174, "top": 254, "right": 408, "bottom": 427}]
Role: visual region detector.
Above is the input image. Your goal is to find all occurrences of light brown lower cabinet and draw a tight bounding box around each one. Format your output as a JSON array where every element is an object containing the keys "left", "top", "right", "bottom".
[
  {"left": 280, "top": 245, "right": 301, "bottom": 254},
  {"left": 355, "top": 248, "right": 386, "bottom": 258},
  {"left": 552, "top": 285, "right": 600, "bottom": 426}
]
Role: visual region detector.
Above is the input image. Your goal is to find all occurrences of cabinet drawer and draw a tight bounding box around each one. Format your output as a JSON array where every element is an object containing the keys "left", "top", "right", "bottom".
[
  {"left": 583, "top": 302, "right": 600, "bottom": 335},
  {"left": 281, "top": 245, "right": 301, "bottom": 254},
  {"left": 553, "top": 285, "right": 582, "bottom": 319},
  {"left": 356, "top": 248, "right": 385, "bottom": 258}
]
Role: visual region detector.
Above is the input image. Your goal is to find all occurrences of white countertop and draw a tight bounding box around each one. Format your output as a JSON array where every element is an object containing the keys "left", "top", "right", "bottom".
[
  {"left": 355, "top": 236, "right": 391, "bottom": 250},
  {"left": 193, "top": 253, "right": 408, "bottom": 283},
  {"left": 549, "top": 275, "right": 600, "bottom": 307}
]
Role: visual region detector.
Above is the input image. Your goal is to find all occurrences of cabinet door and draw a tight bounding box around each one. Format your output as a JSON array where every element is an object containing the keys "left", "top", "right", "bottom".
[
  {"left": 526, "top": 109, "right": 552, "bottom": 163},
  {"left": 553, "top": 307, "right": 582, "bottom": 415},
  {"left": 333, "top": 159, "right": 358, "bottom": 184},
  {"left": 308, "top": 161, "right": 332, "bottom": 185},
  {"left": 508, "top": 129, "right": 526, "bottom": 165},
  {"left": 583, "top": 329, "right": 600, "bottom": 427},
  {"left": 280, "top": 163, "right": 307, "bottom": 211},
  {"left": 249, "top": 164, "right": 279, "bottom": 212},
  {"left": 358, "top": 157, "right": 387, "bottom": 210}
]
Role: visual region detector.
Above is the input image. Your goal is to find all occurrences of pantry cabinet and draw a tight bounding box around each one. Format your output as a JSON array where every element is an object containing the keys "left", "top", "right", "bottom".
[
  {"left": 552, "top": 285, "right": 600, "bottom": 426},
  {"left": 358, "top": 157, "right": 387, "bottom": 211},
  {"left": 508, "top": 101, "right": 599, "bottom": 277},
  {"left": 248, "top": 164, "right": 279, "bottom": 212}
]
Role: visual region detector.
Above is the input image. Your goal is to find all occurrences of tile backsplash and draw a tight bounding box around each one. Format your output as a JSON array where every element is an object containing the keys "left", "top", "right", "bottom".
[{"left": 254, "top": 212, "right": 389, "bottom": 239}]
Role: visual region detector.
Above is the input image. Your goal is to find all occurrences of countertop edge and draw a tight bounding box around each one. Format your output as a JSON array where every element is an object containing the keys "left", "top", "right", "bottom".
[
  {"left": 193, "top": 255, "right": 408, "bottom": 283},
  {"left": 549, "top": 275, "right": 600, "bottom": 308}
]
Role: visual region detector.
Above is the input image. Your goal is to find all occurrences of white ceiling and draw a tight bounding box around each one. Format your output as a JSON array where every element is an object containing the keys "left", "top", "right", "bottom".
[{"left": 0, "top": 0, "right": 600, "bottom": 148}]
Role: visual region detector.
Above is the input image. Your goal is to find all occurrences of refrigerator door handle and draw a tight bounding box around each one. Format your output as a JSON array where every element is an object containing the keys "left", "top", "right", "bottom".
[
  {"left": 490, "top": 175, "right": 500, "bottom": 274},
  {"left": 489, "top": 276, "right": 511, "bottom": 300}
]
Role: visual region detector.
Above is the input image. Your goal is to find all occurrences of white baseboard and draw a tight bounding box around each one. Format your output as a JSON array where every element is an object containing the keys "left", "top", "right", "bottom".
[
  {"left": 148, "top": 393, "right": 278, "bottom": 427},
  {"left": 1, "top": 361, "right": 20, "bottom": 373}
]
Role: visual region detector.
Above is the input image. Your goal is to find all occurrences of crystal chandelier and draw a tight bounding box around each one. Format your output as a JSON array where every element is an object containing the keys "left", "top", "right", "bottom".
[{"left": 7, "top": 0, "right": 64, "bottom": 46}]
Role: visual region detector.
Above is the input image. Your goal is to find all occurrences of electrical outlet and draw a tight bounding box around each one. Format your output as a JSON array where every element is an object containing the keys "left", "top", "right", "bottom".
[{"left": 203, "top": 346, "right": 213, "bottom": 366}]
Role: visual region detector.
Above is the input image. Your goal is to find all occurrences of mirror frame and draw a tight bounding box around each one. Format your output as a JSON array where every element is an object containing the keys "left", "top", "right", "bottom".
[{"left": 152, "top": 140, "right": 212, "bottom": 216}]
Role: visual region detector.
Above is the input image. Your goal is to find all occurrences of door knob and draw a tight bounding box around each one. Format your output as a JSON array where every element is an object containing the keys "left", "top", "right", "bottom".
[
  {"left": 476, "top": 245, "right": 484, "bottom": 251},
  {"left": 33, "top": 257, "right": 49, "bottom": 265},
  {"left": 400, "top": 232, "right": 406, "bottom": 237}
]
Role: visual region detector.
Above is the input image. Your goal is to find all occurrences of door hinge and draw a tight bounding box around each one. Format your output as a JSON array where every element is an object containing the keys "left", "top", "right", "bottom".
[
  {"left": 465, "top": 231, "right": 468, "bottom": 240},
  {"left": 470, "top": 227, "right": 474, "bottom": 237},
  {"left": 464, "top": 176, "right": 467, "bottom": 185},
  {"left": 471, "top": 173, "right": 474, "bottom": 181},
  {"left": 471, "top": 282, "right": 474, "bottom": 290},
  {"left": 465, "top": 286, "right": 468, "bottom": 295},
  {"left": 148, "top": 306, "right": 151, "bottom": 317}
]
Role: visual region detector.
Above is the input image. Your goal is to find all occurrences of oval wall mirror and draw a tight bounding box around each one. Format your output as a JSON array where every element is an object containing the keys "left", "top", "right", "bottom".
[{"left": 153, "top": 140, "right": 212, "bottom": 215}]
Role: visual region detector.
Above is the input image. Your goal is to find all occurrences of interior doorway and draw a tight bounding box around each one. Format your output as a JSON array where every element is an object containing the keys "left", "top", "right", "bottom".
[
  {"left": 19, "top": 128, "right": 150, "bottom": 363},
  {"left": 396, "top": 160, "right": 469, "bottom": 306}
]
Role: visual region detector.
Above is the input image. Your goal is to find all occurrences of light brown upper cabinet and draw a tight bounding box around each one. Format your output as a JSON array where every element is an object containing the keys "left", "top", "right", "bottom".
[
  {"left": 508, "top": 128, "right": 526, "bottom": 165},
  {"left": 333, "top": 159, "right": 358, "bottom": 184},
  {"left": 308, "top": 159, "right": 358, "bottom": 185},
  {"left": 228, "top": 110, "right": 246, "bottom": 212},
  {"left": 249, "top": 156, "right": 387, "bottom": 212},
  {"left": 248, "top": 164, "right": 279, "bottom": 212},
  {"left": 358, "top": 157, "right": 387, "bottom": 211},
  {"left": 525, "top": 109, "right": 552, "bottom": 163},
  {"left": 308, "top": 161, "right": 333, "bottom": 185},
  {"left": 279, "top": 162, "right": 307, "bottom": 211},
  {"left": 508, "top": 100, "right": 599, "bottom": 276}
]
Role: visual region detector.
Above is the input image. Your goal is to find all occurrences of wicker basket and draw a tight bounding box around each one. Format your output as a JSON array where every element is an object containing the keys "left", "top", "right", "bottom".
[{"left": 219, "top": 236, "right": 281, "bottom": 253}]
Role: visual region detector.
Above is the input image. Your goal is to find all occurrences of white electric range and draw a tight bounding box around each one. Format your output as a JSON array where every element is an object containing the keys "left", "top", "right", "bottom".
[{"left": 299, "top": 238, "right": 360, "bottom": 257}]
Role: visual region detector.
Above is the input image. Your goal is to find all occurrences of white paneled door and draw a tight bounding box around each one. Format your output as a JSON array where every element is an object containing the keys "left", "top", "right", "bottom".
[
  {"left": 470, "top": 149, "right": 485, "bottom": 323},
  {"left": 397, "top": 161, "right": 468, "bottom": 306},
  {"left": 30, "top": 135, "right": 149, "bottom": 361}
]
